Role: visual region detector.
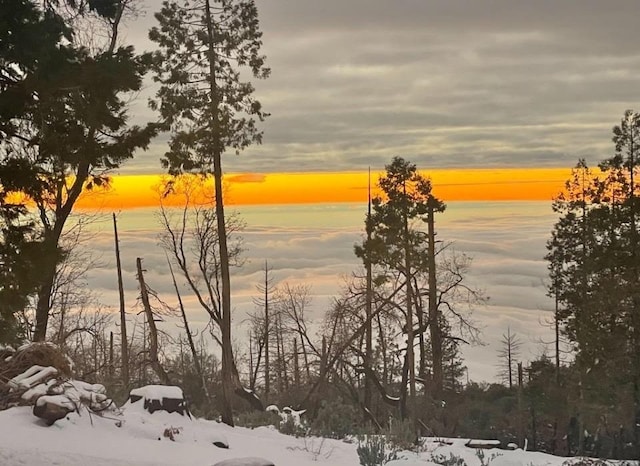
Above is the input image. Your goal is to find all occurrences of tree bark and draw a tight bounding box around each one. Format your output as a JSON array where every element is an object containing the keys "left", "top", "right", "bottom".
[
  {"left": 263, "top": 261, "right": 270, "bottom": 402},
  {"left": 427, "top": 200, "right": 443, "bottom": 395},
  {"left": 168, "top": 257, "right": 210, "bottom": 402},
  {"left": 364, "top": 169, "right": 373, "bottom": 412},
  {"left": 203, "top": 0, "right": 262, "bottom": 425},
  {"left": 136, "top": 257, "right": 171, "bottom": 385},
  {"left": 113, "top": 213, "right": 129, "bottom": 388}
]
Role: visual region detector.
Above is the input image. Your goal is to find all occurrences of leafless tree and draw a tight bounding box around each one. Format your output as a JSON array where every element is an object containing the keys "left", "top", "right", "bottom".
[
  {"left": 497, "top": 327, "right": 522, "bottom": 388},
  {"left": 247, "top": 261, "right": 278, "bottom": 401},
  {"left": 158, "top": 176, "right": 262, "bottom": 415}
]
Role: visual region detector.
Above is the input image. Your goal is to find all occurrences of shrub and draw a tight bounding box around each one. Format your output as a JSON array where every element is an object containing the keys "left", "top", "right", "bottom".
[
  {"left": 311, "top": 397, "right": 361, "bottom": 439},
  {"left": 386, "top": 418, "right": 420, "bottom": 452},
  {"left": 356, "top": 435, "right": 398, "bottom": 466},
  {"left": 278, "top": 415, "right": 307, "bottom": 437},
  {"left": 430, "top": 452, "right": 467, "bottom": 466}
]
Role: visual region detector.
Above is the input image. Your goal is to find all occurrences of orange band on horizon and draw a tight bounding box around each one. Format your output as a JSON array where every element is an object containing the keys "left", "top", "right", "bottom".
[{"left": 72, "top": 168, "right": 572, "bottom": 210}]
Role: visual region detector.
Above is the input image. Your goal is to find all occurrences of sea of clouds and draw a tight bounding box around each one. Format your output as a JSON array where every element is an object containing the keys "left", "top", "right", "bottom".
[{"left": 80, "top": 201, "right": 558, "bottom": 383}]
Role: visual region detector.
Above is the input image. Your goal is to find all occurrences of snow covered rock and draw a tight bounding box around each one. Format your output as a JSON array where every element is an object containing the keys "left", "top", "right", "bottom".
[
  {"left": 33, "top": 396, "right": 73, "bottom": 426},
  {"left": 128, "top": 385, "right": 190, "bottom": 417},
  {"left": 213, "top": 457, "right": 275, "bottom": 466}
]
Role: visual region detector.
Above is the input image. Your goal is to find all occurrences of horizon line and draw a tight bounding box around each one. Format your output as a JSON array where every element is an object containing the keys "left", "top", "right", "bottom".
[{"left": 73, "top": 167, "right": 573, "bottom": 210}]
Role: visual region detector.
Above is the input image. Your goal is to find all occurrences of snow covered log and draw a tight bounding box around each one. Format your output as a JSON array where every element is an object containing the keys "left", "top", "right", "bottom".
[
  {"left": 465, "top": 439, "right": 502, "bottom": 449},
  {"left": 8, "top": 365, "right": 57, "bottom": 391}
]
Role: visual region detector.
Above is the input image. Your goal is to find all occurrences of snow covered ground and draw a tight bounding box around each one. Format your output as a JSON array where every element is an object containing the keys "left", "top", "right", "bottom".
[{"left": 0, "top": 402, "right": 629, "bottom": 466}]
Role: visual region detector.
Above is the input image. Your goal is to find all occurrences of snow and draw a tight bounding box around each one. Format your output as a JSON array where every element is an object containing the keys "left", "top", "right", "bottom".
[
  {"left": 213, "top": 458, "right": 274, "bottom": 466},
  {"left": 265, "top": 404, "right": 306, "bottom": 428},
  {"left": 0, "top": 404, "right": 636, "bottom": 466},
  {"left": 35, "top": 394, "right": 77, "bottom": 410},
  {"left": 129, "top": 385, "right": 184, "bottom": 401},
  {"left": 265, "top": 405, "right": 279, "bottom": 414},
  {"left": 17, "top": 374, "right": 111, "bottom": 412},
  {"left": 0, "top": 399, "right": 636, "bottom": 466},
  {"left": 8, "top": 365, "right": 57, "bottom": 390}
]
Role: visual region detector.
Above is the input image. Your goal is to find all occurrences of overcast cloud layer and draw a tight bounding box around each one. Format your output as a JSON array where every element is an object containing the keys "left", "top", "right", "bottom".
[{"left": 119, "top": 0, "right": 640, "bottom": 174}]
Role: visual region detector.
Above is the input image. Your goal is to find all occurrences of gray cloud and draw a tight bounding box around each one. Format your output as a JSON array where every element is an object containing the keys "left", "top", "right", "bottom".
[{"left": 118, "top": 0, "right": 640, "bottom": 174}]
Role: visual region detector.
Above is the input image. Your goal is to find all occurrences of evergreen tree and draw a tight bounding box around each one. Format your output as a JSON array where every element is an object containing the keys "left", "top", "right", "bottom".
[
  {"left": 0, "top": 0, "right": 156, "bottom": 341},
  {"left": 149, "top": 0, "right": 269, "bottom": 426},
  {"left": 357, "top": 156, "right": 444, "bottom": 417},
  {"left": 547, "top": 110, "right": 640, "bottom": 455}
]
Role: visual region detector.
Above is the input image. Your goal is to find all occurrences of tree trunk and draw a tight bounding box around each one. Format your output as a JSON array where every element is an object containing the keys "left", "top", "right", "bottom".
[
  {"left": 109, "top": 331, "right": 114, "bottom": 379},
  {"left": 293, "top": 338, "right": 300, "bottom": 387},
  {"left": 203, "top": 0, "right": 262, "bottom": 425},
  {"left": 136, "top": 257, "right": 171, "bottom": 385},
  {"left": 364, "top": 168, "right": 373, "bottom": 412},
  {"left": 168, "top": 257, "right": 210, "bottom": 403},
  {"left": 263, "top": 261, "right": 270, "bottom": 402},
  {"left": 33, "top": 240, "right": 57, "bottom": 341},
  {"left": 402, "top": 180, "right": 416, "bottom": 416},
  {"left": 427, "top": 201, "right": 443, "bottom": 395},
  {"left": 113, "top": 213, "right": 129, "bottom": 388}
]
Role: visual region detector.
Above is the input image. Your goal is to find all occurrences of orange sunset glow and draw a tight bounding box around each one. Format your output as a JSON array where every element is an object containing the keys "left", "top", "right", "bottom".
[{"left": 74, "top": 168, "right": 572, "bottom": 210}]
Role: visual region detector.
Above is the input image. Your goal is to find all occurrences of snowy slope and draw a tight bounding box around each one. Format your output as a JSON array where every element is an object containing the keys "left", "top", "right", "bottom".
[{"left": 0, "top": 404, "right": 629, "bottom": 466}]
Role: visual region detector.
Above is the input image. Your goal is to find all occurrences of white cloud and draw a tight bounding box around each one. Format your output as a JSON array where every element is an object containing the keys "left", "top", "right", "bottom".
[{"left": 77, "top": 201, "right": 558, "bottom": 383}]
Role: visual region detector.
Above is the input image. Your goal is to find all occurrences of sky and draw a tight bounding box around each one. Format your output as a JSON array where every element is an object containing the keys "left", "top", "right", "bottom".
[
  {"left": 116, "top": 0, "right": 640, "bottom": 175},
  {"left": 75, "top": 168, "right": 572, "bottom": 209}
]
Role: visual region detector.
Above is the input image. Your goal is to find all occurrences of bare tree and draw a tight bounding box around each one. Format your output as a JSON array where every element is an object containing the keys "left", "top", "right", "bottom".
[
  {"left": 113, "top": 213, "right": 129, "bottom": 389},
  {"left": 158, "top": 176, "right": 262, "bottom": 415},
  {"left": 275, "top": 283, "right": 318, "bottom": 384},
  {"left": 249, "top": 261, "right": 278, "bottom": 401},
  {"left": 497, "top": 327, "right": 522, "bottom": 388}
]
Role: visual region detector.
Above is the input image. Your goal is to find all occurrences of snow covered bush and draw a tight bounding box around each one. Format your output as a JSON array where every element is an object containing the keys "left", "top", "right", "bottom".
[
  {"left": 278, "top": 413, "right": 308, "bottom": 437},
  {"left": 430, "top": 452, "right": 467, "bottom": 466}
]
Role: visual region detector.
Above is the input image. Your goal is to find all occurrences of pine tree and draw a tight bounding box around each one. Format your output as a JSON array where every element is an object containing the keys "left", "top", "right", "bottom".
[
  {"left": 357, "top": 156, "right": 444, "bottom": 417},
  {"left": 547, "top": 110, "right": 640, "bottom": 455},
  {"left": 0, "top": 0, "right": 157, "bottom": 341},
  {"left": 149, "top": 0, "right": 269, "bottom": 425}
]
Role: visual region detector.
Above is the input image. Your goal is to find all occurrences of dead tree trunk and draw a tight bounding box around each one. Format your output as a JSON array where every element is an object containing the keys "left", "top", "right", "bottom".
[
  {"left": 113, "top": 213, "right": 129, "bottom": 388},
  {"left": 167, "top": 257, "right": 211, "bottom": 402},
  {"left": 263, "top": 262, "right": 271, "bottom": 402},
  {"left": 136, "top": 257, "right": 171, "bottom": 385},
  {"left": 293, "top": 338, "right": 300, "bottom": 387},
  {"left": 427, "top": 201, "right": 443, "bottom": 395}
]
